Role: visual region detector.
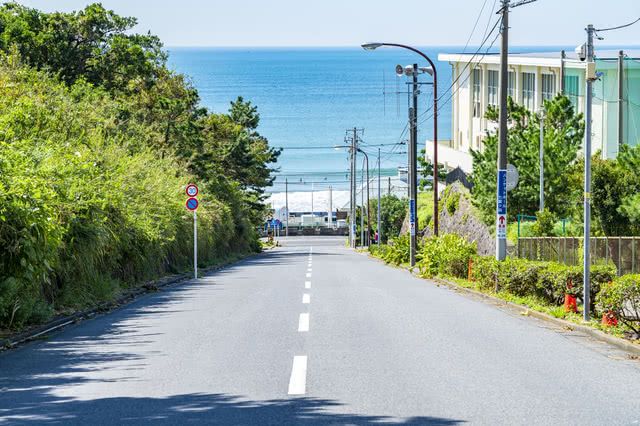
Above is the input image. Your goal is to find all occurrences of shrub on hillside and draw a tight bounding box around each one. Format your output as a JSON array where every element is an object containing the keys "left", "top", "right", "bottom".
[
  {"left": 381, "top": 234, "right": 411, "bottom": 265},
  {"left": 417, "top": 234, "right": 476, "bottom": 278}
]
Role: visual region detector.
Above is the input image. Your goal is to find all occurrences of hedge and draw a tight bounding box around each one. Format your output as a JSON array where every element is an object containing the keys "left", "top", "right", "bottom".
[
  {"left": 597, "top": 275, "right": 640, "bottom": 333},
  {"left": 369, "top": 233, "right": 618, "bottom": 315}
]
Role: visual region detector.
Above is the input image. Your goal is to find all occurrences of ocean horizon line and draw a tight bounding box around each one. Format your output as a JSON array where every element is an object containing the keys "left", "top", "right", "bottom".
[{"left": 166, "top": 44, "right": 640, "bottom": 50}]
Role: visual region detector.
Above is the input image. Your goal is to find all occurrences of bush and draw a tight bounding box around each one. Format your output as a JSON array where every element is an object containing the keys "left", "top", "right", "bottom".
[
  {"left": 417, "top": 234, "right": 476, "bottom": 278},
  {"left": 380, "top": 234, "right": 411, "bottom": 266},
  {"left": 532, "top": 209, "right": 556, "bottom": 237},
  {"left": 470, "top": 255, "right": 500, "bottom": 290},
  {"left": 597, "top": 275, "right": 640, "bottom": 333},
  {"left": 497, "top": 258, "right": 549, "bottom": 297}
]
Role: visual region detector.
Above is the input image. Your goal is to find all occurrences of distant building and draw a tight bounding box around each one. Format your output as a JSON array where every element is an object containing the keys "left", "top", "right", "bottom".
[{"left": 428, "top": 49, "right": 640, "bottom": 172}]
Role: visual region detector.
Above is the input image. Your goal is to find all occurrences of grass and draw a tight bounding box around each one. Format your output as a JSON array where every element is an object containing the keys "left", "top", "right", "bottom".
[{"left": 417, "top": 191, "right": 434, "bottom": 229}]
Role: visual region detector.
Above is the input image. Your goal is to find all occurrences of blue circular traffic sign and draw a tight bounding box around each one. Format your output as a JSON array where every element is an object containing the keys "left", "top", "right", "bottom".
[{"left": 186, "top": 197, "right": 199, "bottom": 211}]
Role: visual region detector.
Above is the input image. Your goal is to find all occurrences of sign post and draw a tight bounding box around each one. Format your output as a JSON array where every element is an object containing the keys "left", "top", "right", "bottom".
[
  {"left": 496, "top": 169, "right": 507, "bottom": 259},
  {"left": 186, "top": 184, "right": 199, "bottom": 279}
]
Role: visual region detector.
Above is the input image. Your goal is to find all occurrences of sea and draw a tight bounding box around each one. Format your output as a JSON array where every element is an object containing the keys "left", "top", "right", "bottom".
[
  {"left": 166, "top": 46, "right": 567, "bottom": 210},
  {"left": 166, "top": 47, "right": 459, "bottom": 193}
]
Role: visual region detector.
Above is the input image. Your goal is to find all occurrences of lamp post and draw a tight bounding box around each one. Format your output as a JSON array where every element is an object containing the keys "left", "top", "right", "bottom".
[
  {"left": 362, "top": 42, "right": 439, "bottom": 266},
  {"left": 358, "top": 148, "right": 371, "bottom": 246},
  {"left": 335, "top": 144, "right": 371, "bottom": 246}
]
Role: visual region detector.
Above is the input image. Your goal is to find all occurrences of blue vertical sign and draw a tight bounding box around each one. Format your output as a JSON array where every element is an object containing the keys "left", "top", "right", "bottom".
[
  {"left": 496, "top": 170, "right": 507, "bottom": 239},
  {"left": 409, "top": 199, "right": 416, "bottom": 236}
]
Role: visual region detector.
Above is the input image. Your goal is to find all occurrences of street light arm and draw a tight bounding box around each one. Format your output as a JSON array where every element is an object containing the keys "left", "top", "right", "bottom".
[{"left": 377, "top": 43, "right": 438, "bottom": 79}]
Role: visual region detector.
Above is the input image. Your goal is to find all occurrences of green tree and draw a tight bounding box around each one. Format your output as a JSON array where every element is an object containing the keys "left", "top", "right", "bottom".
[
  {"left": 471, "top": 95, "right": 584, "bottom": 224},
  {"left": 374, "top": 195, "right": 407, "bottom": 243},
  {"left": 418, "top": 148, "right": 446, "bottom": 191},
  {"left": 0, "top": 3, "right": 166, "bottom": 91}
]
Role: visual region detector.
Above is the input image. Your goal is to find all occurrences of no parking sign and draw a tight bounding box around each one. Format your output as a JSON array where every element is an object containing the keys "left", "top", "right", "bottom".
[{"left": 186, "top": 197, "right": 199, "bottom": 211}]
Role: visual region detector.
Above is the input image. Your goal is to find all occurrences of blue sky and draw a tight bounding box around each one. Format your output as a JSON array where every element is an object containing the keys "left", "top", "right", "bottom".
[{"left": 14, "top": 0, "right": 640, "bottom": 47}]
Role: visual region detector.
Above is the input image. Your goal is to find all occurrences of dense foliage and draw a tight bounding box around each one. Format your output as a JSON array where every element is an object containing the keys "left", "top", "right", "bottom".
[
  {"left": 471, "top": 95, "right": 584, "bottom": 224},
  {"left": 597, "top": 275, "right": 640, "bottom": 333},
  {"left": 0, "top": 4, "right": 279, "bottom": 329},
  {"left": 373, "top": 195, "right": 407, "bottom": 243},
  {"left": 589, "top": 145, "right": 640, "bottom": 236}
]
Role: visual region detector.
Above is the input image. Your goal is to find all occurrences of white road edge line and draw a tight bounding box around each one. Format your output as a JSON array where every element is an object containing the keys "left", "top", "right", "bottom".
[
  {"left": 288, "top": 355, "right": 307, "bottom": 395},
  {"left": 298, "top": 313, "right": 309, "bottom": 332},
  {"left": 302, "top": 294, "right": 310, "bottom": 304},
  {"left": 305, "top": 281, "right": 311, "bottom": 289}
]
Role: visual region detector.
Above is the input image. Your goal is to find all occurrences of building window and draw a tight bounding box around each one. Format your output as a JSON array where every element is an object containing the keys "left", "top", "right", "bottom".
[
  {"left": 487, "top": 70, "right": 499, "bottom": 108},
  {"left": 522, "top": 72, "right": 535, "bottom": 111},
  {"left": 473, "top": 68, "right": 482, "bottom": 118},
  {"left": 542, "top": 74, "right": 556, "bottom": 101},
  {"left": 564, "top": 75, "right": 579, "bottom": 108},
  {"left": 508, "top": 71, "right": 515, "bottom": 99}
]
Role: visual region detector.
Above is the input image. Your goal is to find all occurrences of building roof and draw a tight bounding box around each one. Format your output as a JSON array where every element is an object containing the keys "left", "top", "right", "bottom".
[{"left": 438, "top": 49, "right": 640, "bottom": 68}]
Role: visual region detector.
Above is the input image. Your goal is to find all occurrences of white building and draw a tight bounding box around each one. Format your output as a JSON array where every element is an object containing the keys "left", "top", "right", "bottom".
[{"left": 430, "top": 49, "right": 640, "bottom": 173}]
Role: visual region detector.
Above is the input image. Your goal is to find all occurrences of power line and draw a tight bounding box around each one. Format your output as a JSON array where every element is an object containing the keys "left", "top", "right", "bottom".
[
  {"left": 416, "top": 16, "right": 502, "bottom": 123},
  {"left": 418, "top": 22, "right": 502, "bottom": 128}
]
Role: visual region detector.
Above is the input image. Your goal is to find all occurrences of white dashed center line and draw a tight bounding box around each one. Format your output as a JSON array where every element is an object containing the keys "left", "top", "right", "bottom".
[
  {"left": 298, "top": 313, "right": 309, "bottom": 332},
  {"left": 305, "top": 281, "right": 311, "bottom": 289},
  {"left": 306, "top": 272, "right": 311, "bottom": 278},
  {"left": 302, "top": 293, "right": 310, "bottom": 304},
  {"left": 287, "top": 356, "right": 307, "bottom": 395}
]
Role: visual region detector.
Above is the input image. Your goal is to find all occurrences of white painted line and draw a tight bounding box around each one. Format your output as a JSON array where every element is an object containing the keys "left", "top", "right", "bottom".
[
  {"left": 287, "top": 356, "right": 307, "bottom": 395},
  {"left": 298, "top": 313, "right": 309, "bottom": 332},
  {"left": 302, "top": 294, "right": 310, "bottom": 304},
  {"left": 306, "top": 273, "right": 311, "bottom": 278},
  {"left": 305, "top": 281, "right": 311, "bottom": 289},
  {"left": 307, "top": 268, "right": 312, "bottom": 273}
]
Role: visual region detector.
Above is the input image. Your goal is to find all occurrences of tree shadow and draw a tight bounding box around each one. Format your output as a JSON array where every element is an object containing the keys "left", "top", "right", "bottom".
[
  {"left": 0, "top": 245, "right": 465, "bottom": 425},
  {"left": 1, "top": 391, "right": 465, "bottom": 425}
]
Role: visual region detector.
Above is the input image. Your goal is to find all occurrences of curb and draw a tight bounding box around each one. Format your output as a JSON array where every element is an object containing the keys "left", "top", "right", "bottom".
[
  {"left": 365, "top": 252, "right": 640, "bottom": 358},
  {"left": 0, "top": 252, "right": 259, "bottom": 352}
]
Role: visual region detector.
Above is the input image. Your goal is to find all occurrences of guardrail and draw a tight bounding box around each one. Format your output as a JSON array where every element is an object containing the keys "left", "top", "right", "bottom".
[
  {"left": 258, "top": 226, "right": 349, "bottom": 237},
  {"left": 517, "top": 237, "right": 640, "bottom": 276}
]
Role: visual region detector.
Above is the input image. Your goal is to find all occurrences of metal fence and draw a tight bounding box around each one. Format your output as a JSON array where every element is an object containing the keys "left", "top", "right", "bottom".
[{"left": 517, "top": 237, "right": 640, "bottom": 276}]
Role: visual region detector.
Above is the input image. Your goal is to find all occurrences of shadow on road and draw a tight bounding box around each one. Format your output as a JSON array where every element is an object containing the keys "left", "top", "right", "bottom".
[
  {"left": 1, "top": 391, "right": 465, "bottom": 424},
  {"left": 0, "top": 243, "right": 465, "bottom": 425}
]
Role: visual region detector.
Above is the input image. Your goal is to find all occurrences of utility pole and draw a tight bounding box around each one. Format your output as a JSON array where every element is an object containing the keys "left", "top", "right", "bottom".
[
  {"left": 377, "top": 147, "right": 381, "bottom": 246},
  {"left": 360, "top": 160, "right": 365, "bottom": 247},
  {"left": 496, "top": 0, "right": 510, "bottom": 261},
  {"left": 347, "top": 128, "right": 363, "bottom": 248},
  {"left": 285, "top": 178, "right": 289, "bottom": 236},
  {"left": 350, "top": 130, "right": 357, "bottom": 248},
  {"left": 495, "top": 0, "right": 538, "bottom": 261},
  {"left": 618, "top": 50, "right": 625, "bottom": 151},
  {"left": 583, "top": 24, "right": 596, "bottom": 321},
  {"left": 539, "top": 110, "right": 544, "bottom": 211},
  {"left": 408, "top": 63, "right": 419, "bottom": 267},
  {"left": 328, "top": 185, "right": 333, "bottom": 228}
]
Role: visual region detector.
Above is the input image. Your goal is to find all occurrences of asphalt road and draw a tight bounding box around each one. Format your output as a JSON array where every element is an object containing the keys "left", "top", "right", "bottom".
[{"left": 1, "top": 236, "right": 639, "bottom": 425}]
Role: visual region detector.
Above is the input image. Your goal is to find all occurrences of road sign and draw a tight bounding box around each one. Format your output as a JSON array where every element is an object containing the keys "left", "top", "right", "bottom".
[
  {"left": 186, "top": 197, "right": 199, "bottom": 211},
  {"left": 497, "top": 169, "right": 507, "bottom": 240},
  {"left": 186, "top": 184, "right": 199, "bottom": 197},
  {"left": 497, "top": 170, "right": 507, "bottom": 215},
  {"left": 497, "top": 214, "right": 507, "bottom": 239},
  {"left": 506, "top": 164, "right": 519, "bottom": 192}
]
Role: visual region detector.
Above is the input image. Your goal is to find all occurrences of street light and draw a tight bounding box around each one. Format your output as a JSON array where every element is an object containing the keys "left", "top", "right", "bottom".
[
  {"left": 334, "top": 144, "right": 371, "bottom": 246},
  {"left": 362, "top": 42, "right": 439, "bottom": 266}
]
